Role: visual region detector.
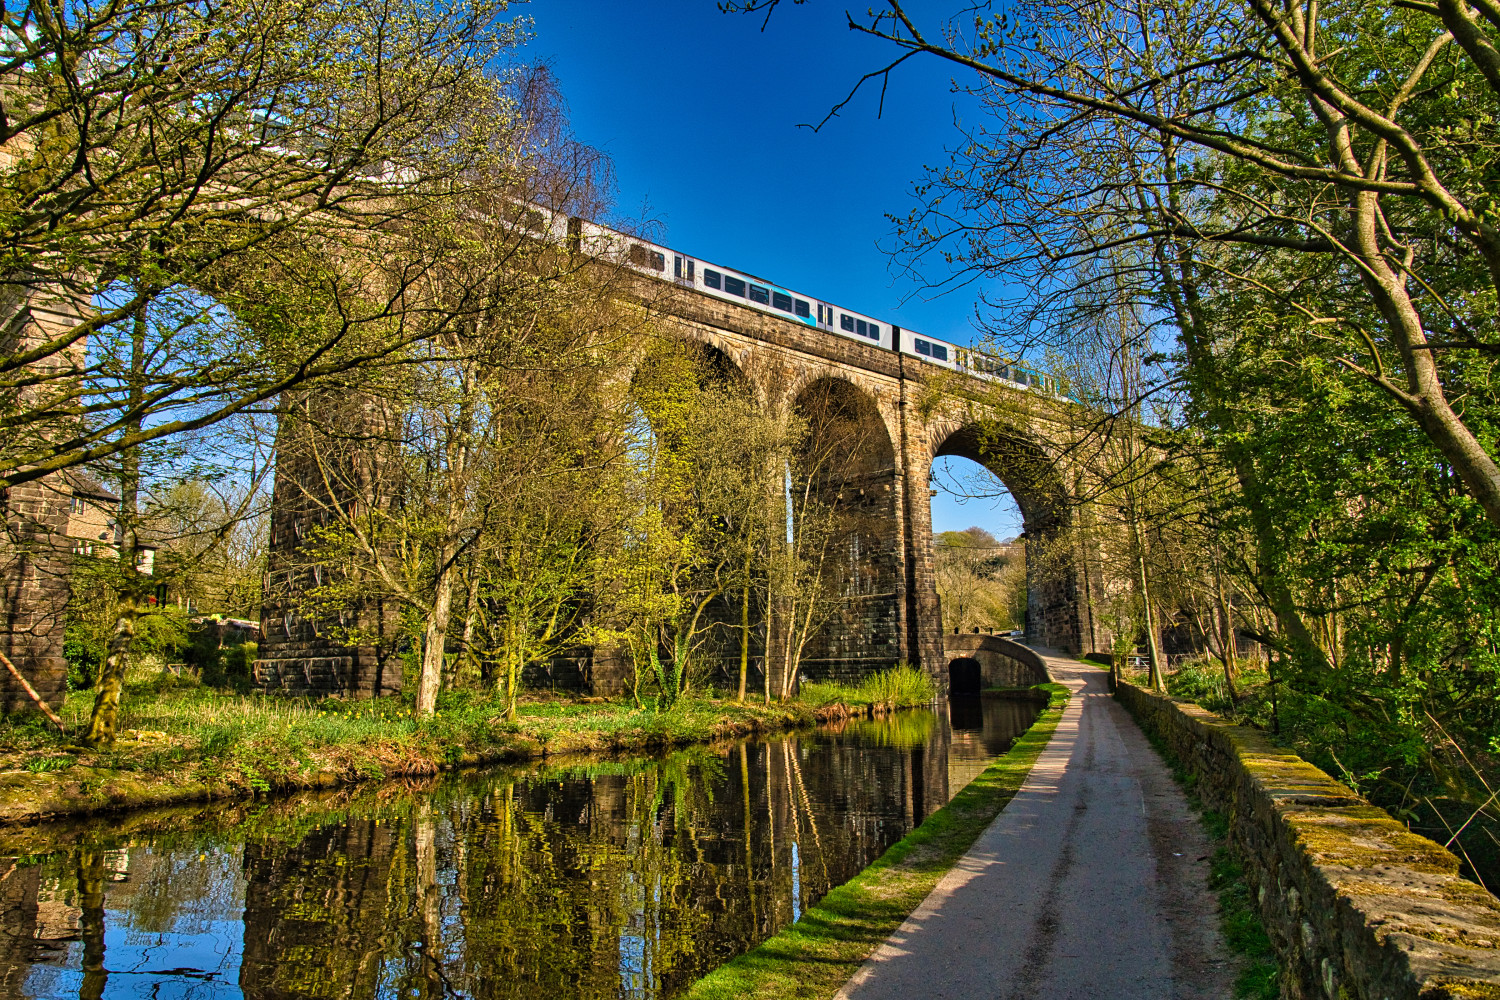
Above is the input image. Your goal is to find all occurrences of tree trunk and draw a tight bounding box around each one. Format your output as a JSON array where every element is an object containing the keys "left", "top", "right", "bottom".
[
  {"left": 738, "top": 583, "right": 750, "bottom": 702},
  {"left": 85, "top": 298, "right": 147, "bottom": 746},
  {"left": 84, "top": 598, "right": 139, "bottom": 746},
  {"left": 417, "top": 548, "right": 456, "bottom": 717},
  {"left": 1135, "top": 539, "right": 1166, "bottom": 693},
  {"left": 1215, "top": 562, "right": 1239, "bottom": 702}
]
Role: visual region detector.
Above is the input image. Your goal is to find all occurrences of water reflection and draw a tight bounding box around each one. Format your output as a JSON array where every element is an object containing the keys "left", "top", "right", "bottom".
[{"left": 4, "top": 695, "right": 1039, "bottom": 1000}]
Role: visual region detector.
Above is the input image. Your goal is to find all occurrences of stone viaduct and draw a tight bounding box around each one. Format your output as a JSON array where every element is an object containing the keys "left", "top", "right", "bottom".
[{"left": 254, "top": 276, "right": 1112, "bottom": 700}]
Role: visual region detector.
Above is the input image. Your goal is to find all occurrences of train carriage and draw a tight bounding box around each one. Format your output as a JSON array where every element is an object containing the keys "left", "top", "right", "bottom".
[{"left": 520, "top": 204, "right": 1069, "bottom": 398}]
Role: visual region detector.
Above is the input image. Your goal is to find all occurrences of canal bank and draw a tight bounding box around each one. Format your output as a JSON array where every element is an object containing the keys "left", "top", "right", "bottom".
[
  {"left": 832, "top": 654, "right": 1238, "bottom": 1000},
  {"left": 0, "top": 693, "right": 861, "bottom": 826},
  {"left": 0, "top": 692, "right": 1045, "bottom": 998},
  {"left": 688, "top": 655, "right": 1248, "bottom": 1000}
]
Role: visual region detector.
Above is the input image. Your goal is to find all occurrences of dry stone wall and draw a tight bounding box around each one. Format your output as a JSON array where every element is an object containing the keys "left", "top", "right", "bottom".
[{"left": 1115, "top": 679, "right": 1500, "bottom": 1000}]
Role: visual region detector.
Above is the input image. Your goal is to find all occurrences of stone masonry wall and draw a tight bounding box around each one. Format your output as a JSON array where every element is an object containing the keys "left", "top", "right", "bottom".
[
  {"left": 943, "top": 632, "right": 1049, "bottom": 689},
  {"left": 0, "top": 478, "right": 71, "bottom": 713},
  {"left": 1115, "top": 680, "right": 1500, "bottom": 1000}
]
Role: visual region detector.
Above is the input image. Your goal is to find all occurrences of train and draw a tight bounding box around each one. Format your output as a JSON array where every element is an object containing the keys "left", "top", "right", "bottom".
[{"left": 511, "top": 203, "right": 1069, "bottom": 397}]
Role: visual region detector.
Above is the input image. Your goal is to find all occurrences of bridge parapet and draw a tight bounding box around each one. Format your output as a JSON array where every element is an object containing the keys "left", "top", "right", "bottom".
[
  {"left": 1117, "top": 679, "right": 1500, "bottom": 1000},
  {"left": 943, "top": 632, "right": 1050, "bottom": 690}
]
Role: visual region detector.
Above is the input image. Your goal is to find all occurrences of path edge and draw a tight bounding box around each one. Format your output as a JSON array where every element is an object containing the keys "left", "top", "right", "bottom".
[
  {"left": 1116, "top": 678, "right": 1500, "bottom": 1000},
  {"left": 682, "top": 682, "right": 1071, "bottom": 1000}
]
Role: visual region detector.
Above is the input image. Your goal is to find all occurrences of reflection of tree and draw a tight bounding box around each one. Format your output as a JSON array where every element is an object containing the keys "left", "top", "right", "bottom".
[
  {"left": 76, "top": 849, "right": 107, "bottom": 1000},
  {"left": 8, "top": 723, "right": 990, "bottom": 1000},
  {"left": 238, "top": 819, "right": 400, "bottom": 998}
]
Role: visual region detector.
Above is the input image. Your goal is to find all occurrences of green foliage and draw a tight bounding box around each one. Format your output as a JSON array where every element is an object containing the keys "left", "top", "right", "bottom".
[
  {"left": 63, "top": 566, "right": 195, "bottom": 691},
  {"left": 133, "top": 606, "right": 192, "bottom": 659},
  {"left": 796, "top": 663, "right": 937, "bottom": 711},
  {"left": 24, "top": 755, "right": 74, "bottom": 774}
]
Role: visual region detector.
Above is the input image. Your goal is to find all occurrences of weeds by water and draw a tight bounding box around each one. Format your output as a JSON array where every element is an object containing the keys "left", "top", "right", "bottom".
[{"left": 797, "top": 664, "right": 936, "bottom": 713}]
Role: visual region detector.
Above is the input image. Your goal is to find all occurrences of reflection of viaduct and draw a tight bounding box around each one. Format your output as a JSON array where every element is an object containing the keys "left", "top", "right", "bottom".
[{"left": 259, "top": 282, "right": 1106, "bottom": 697}]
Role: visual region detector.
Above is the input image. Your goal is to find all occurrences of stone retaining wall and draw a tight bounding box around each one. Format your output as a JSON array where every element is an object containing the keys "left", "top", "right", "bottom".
[{"left": 1115, "top": 680, "right": 1500, "bottom": 999}]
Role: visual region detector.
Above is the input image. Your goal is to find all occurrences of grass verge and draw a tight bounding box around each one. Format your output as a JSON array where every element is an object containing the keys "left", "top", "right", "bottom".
[
  {"left": 0, "top": 676, "right": 848, "bottom": 824},
  {"left": 682, "top": 682, "right": 1069, "bottom": 1000}
]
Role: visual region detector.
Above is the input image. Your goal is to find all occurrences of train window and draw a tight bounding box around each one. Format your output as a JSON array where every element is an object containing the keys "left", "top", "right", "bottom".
[
  {"left": 867, "top": 323, "right": 880, "bottom": 339},
  {"left": 704, "top": 269, "right": 721, "bottom": 289},
  {"left": 749, "top": 284, "right": 770, "bottom": 304},
  {"left": 772, "top": 291, "right": 793, "bottom": 312},
  {"left": 915, "top": 338, "right": 932, "bottom": 357},
  {"left": 856, "top": 319, "right": 867, "bottom": 337},
  {"left": 996, "top": 365, "right": 1011, "bottom": 380},
  {"left": 650, "top": 251, "right": 666, "bottom": 271},
  {"left": 674, "top": 256, "right": 682, "bottom": 278},
  {"left": 795, "top": 299, "right": 810, "bottom": 318},
  {"left": 932, "top": 343, "right": 948, "bottom": 361},
  {"left": 687, "top": 260, "right": 695, "bottom": 282},
  {"left": 840, "top": 314, "right": 855, "bottom": 332},
  {"left": 628, "top": 244, "right": 649, "bottom": 267},
  {"left": 724, "top": 275, "right": 747, "bottom": 297}
]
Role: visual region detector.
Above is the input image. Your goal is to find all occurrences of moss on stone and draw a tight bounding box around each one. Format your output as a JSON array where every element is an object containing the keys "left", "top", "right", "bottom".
[
  {"left": 1428, "top": 979, "right": 1500, "bottom": 999},
  {"left": 1115, "top": 678, "right": 1500, "bottom": 998}
]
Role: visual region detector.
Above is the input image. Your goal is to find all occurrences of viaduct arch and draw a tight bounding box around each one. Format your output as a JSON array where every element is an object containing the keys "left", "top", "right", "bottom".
[{"left": 255, "top": 275, "right": 1105, "bottom": 697}]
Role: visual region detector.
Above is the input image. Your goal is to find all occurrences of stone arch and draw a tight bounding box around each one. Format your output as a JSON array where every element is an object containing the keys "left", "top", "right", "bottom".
[
  {"left": 631, "top": 337, "right": 753, "bottom": 404},
  {"left": 926, "top": 420, "right": 1085, "bottom": 654},
  {"left": 948, "top": 656, "right": 982, "bottom": 695},
  {"left": 778, "top": 376, "right": 903, "bottom": 691}
]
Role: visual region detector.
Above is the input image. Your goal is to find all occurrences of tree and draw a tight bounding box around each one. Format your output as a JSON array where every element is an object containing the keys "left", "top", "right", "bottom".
[
  {"left": 733, "top": 0, "right": 1500, "bottom": 529},
  {"left": 286, "top": 250, "right": 638, "bottom": 717},
  {"left": 0, "top": 0, "right": 537, "bottom": 489},
  {"left": 933, "top": 527, "right": 1025, "bottom": 633}
]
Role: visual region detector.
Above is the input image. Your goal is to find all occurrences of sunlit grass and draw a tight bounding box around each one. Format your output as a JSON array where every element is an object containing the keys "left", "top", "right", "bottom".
[
  {"left": 797, "top": 664, "right": 937, "bottom": 712},
  {"left": 0, "top": 668, "right": 821, "bottom": 800}
]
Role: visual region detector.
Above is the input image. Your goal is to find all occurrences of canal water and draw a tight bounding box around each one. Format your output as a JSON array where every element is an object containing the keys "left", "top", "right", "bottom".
[{"left": 2, "top": 695, "right": 1040, "bottom": 1000}]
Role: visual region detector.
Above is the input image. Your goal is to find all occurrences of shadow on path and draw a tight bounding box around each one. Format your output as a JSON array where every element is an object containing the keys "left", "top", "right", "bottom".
[{"left": 835, "top": 653, "right": 1236, "bottom": 1000}]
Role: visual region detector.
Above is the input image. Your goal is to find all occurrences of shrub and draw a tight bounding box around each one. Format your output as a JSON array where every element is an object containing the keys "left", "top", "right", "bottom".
[
  {"left": 797, "top": 664, "right": 936, "bottom": 711},
  {"left": 858, "top": 663, "right": 936, "bottom": 710}
]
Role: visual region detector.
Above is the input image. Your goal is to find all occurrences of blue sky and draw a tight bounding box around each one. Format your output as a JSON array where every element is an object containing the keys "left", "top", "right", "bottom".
[{"left": 525, "top": 1, "right": 1023, "bottom": 539}]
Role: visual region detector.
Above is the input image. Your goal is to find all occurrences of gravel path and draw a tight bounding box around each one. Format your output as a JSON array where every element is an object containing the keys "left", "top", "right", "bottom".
[{"left": 835, "top": 653, "right": 1237, "bottom": 1000}]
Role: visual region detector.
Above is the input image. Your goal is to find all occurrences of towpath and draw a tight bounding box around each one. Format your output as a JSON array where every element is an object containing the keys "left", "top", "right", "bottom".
[{"left": 835, "top": 653, "right": 1237, "bottom": 1000}]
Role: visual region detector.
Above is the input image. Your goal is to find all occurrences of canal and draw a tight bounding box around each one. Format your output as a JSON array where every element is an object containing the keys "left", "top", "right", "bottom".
[{"left": 3, "top": 694, "right": 1041, "bottom": 999}]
